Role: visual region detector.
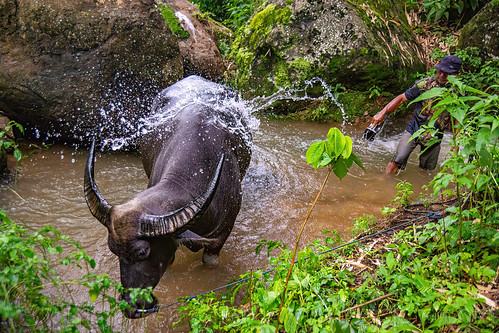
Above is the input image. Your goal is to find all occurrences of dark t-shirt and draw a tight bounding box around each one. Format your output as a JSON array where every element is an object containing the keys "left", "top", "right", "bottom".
[{"left": 404, "top": 76, "right": 450, "bottom": 142}]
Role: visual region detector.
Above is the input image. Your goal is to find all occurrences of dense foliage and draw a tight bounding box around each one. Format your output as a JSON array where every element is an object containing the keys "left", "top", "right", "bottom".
[
  {"left": 0, "top": 211, "right": 152, "bottom": 332},
  {"left": 190, "top": 0, "right": 267, "bottom": 30}
]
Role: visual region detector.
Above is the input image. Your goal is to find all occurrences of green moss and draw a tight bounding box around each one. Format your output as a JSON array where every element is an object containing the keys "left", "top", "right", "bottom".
[
  {"left": 273, "top": 61, "right": 291, "bottom": 88},
  {"left": 247, "top": 4, "right": 292, "bottom": 49},
  {"left": 157, "top": 4, "right": 190, "bottom": 40},
  {"left": 227, "top": 3, "right": 292, "bottom": 92},
  {"left": 289, "top": 58, "right": 314, "bottom": 82}
]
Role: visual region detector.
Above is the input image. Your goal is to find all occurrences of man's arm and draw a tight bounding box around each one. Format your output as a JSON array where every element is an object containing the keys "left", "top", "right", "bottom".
[{"left": 371, "top": 93, "right": 408, "bottom": 126}]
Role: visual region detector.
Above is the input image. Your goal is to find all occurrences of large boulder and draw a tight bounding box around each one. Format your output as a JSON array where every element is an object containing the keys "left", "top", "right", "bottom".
[
  {"left": 228, "top": 0, "right": 424, "bottom": 108},
  {"left": 458, "top": 0, "right": 499, "bottom": 61},
  {"left": 160, "top": 0, "right": 227, "bottom": 81},
  {"left": 0, "top": 0, "right": 183, "bottom": 144}
]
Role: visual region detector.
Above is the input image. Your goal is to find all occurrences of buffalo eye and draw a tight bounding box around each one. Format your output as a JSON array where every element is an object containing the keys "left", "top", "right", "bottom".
[{"left": 134, "top": 240, "right": 151, "bottom": 260}]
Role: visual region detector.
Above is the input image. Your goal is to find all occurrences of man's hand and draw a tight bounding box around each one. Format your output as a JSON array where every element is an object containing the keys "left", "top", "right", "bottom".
[{"left": 371, "top": 111, "right": 386, "bottom": 127}]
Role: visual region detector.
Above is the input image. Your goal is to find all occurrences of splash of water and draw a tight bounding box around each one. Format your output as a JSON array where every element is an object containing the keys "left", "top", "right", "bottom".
[
  {"left": 98, "top": 76, "right": 347, "bottom": 151},
  {"left": 102, "top": 76, "right": 259, "bottom": 151},
  {"left": 248, "top": 77, "right": 347, "bottom": 124},
  {"left": 175, "top": 12, "right": 196, "bottom": 38}
]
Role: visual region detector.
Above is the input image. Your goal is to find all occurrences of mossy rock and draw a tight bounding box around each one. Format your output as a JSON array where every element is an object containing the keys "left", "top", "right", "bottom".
[
  {"left": 227, "top": 0, "right": 424, "bottom": 114},
  {"left": 458, "top": 0, "right": 499, "bottom": 62}
]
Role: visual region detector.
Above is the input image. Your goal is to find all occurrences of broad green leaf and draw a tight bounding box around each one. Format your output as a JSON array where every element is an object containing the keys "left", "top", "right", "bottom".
[
  {"left": 333, "top": 159, "right": 348, "bottom": 180},
  {"left": 408, "top": 87, "right": 446, "bottom": 105},
  {"left": 341, "top": 136, "right": 353, "bottom": 159},
  {"left": 327, "top": 127, "right": 346, "bottom": 158},
  {"left": 492, "top": 119, "right": 499, "bottom": 133},
  {"left": 428, "top": 315, "right": 460, "bottom": 328},
  {"left": 317, "top": 152, "right": 332, "bottom": 169},
  {"left": 13, "top": 148, "right": 22, "bottom": 161},
  {"left": 476, "top": 127, "right": 490, "bottom": 152},
  {"left": 306, "top": 141, "right": 325, "bottom": 167},
  {"left": 385, "top": 251, "right": 396, "bottom": 270},
  {"left": 478, "top": 148, "right": 492, "bottom": 168},
  {"left": 382, "top": 316, "right": 420, "bottom": 331},
  {"left": 449, "top": 107, "right": 466, "bottom": 124},
  {"left": 89, "top": 289, "right": 99, "bottom": 303},
  {"left": 464, "top": 85, "right": 489, "bottom": 96},
  {"left": 476, "top": 174, "right": 491, "bottom": 191},
  {"left": 344, "top": 155, "right": 353, "bottom": 168}
]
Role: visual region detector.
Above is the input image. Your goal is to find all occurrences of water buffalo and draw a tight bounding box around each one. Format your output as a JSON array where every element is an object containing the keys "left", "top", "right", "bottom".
[{"left": 84, "top": 75, "right": 252, "bottom": 318}]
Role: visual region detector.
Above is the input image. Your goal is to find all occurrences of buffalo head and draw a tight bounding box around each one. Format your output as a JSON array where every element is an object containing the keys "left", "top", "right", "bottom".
[{"left": 84, "top": 140, "right": 223, "bottom": 318}]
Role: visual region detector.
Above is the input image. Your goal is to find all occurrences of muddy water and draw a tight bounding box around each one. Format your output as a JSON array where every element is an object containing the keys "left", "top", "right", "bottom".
[{"left": 0, "top": 117, "right": 450, "bottom": 331}]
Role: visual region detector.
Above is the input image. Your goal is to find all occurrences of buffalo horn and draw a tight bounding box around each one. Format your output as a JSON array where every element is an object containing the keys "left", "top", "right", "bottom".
[
  {"left": 138, "top": 154, "right": 224, "bottom": 237},
  {"left": 84, "top": 140, "right": 112, "bottom": 227}
]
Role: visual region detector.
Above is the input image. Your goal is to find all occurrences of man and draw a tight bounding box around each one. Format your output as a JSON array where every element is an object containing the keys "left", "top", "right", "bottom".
[{"left": 371, "top": 55, "right": 463, "bottom": 174}]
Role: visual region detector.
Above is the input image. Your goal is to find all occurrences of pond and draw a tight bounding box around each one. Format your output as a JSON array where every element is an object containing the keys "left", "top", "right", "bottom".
[{"left": 0, "top": 116, "right": 451, "bottom": 331}]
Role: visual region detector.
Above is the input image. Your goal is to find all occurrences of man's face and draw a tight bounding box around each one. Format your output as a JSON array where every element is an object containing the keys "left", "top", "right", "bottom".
[{"left": 436, "top": 69, "right": 453, "bottom": 85}]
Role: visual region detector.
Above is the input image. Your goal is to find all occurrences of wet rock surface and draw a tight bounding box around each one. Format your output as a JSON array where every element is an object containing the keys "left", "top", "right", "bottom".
[
  {"left": 0, "top": 0, "right": 183, "bottom": 144},
  {"left": 458, "top": 0, "right": 499, "bottom": 61},
  {"left": 162, "top": 0, "right": 226, "bottom": 81}
]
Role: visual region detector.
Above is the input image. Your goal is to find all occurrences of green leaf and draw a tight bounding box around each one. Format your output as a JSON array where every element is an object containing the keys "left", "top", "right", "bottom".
[
  {"left": 478, "top": 148, "right": 492, "bottom": 168},
  {"left": 476, "top": 174, "right": 491, "bottom": 191},
  {"left": 317, "top": 152, "right": 332, "bottom": 168},
  {"left": 333, "top": 159, "right": 348, "bottom": 180},
  {"left": 382, "top": 316, "right": 420, "bottom": 331},
  {"left": 476, "top": 127, "right": 490, "bottom": 152},
  {"left": 327, "top": 127, "right": 346, "bottom": 158},
  {"left": 450, "top": 107, "right": 466, "bottom": 124},
  {"left": 89, "top": 289, "right": 99, "bottom": 303},
  {"left": 306, "top": 141, "right": 325, "bottom": 168},
  {"left": 13, "top": 148, "right": 22, "bottom": 161},
  {"left": 386, "top": 251, "right": 396, "bottom": 270},
  {"left": 408, "top": 87, "right": 446, "bottom": 105},
  {"left": 428, "top": 315, "right": 460, "bottom": 328},
  {"left": 341, "top": 136, "right": 353, "bottom": 159}
]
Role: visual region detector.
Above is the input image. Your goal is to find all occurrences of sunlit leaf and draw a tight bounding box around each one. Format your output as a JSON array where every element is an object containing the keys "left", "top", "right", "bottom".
[
  {"left": 306, "top": 141, "right": 325, "bottom": 167},
  {"left": 341, "top": 136, "right": 353, "bottom": 159},
  {"left": 317, "top": 151, "right": 332, "bottom": 169},
  {"left": 89, "top": 289, "right": 99, "bottom": 303},
  {"left": 327, "top": 127, "right": 346, "bottom": 158}
]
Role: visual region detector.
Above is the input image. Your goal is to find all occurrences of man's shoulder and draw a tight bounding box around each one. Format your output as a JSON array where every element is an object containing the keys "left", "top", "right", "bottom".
[{"left": 414, "top": 76, "right": 437, "bottom": 90}]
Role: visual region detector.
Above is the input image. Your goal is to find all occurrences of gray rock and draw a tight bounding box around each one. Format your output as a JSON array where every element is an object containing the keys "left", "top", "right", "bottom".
[
  {"left": 459, "top": 0, "right": 499, "bottom": 61},
  {"left": 0, "top": 0, "right": 183, "bottom": 144}
]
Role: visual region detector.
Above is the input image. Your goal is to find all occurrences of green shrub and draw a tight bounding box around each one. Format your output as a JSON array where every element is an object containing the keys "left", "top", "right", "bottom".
[{"left": 0, "top": 211, "right": 151, "bottom": 332}]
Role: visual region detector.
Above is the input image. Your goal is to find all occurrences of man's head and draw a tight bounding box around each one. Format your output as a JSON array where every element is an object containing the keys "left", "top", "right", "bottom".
[{"left": 435, "top": 55, "right": 463, "bottom": 85}]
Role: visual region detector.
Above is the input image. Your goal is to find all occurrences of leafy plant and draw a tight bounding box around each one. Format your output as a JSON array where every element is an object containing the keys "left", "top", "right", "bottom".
[
  {"left": 392, "top": 180, "right": 415, "bottom": 207},
  {"left": 0, "top": 121, "right": 23, "bottom": 163},
  {"left": 422, "top": 0, "right": 479, "bottom": 24},
  {"left": 0, "top": 210, "right": 152, "bottom": 331},
  {"left": 350, "top": 214, "right": 378, "bottom": 238},
  {"left": 368, "top": 84, "right": 381, "bottom": 100},
  {"left": 306, "top": 127, "right": 364, "bottom": 179}
]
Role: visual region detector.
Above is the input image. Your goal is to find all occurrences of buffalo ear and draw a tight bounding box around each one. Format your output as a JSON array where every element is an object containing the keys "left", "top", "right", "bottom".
[
  {"left": 138, "top": 154, "right": 224, "bottom": 237},
  {"left": 84, "top": 139, "right": 112, "bottom": 227}
]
